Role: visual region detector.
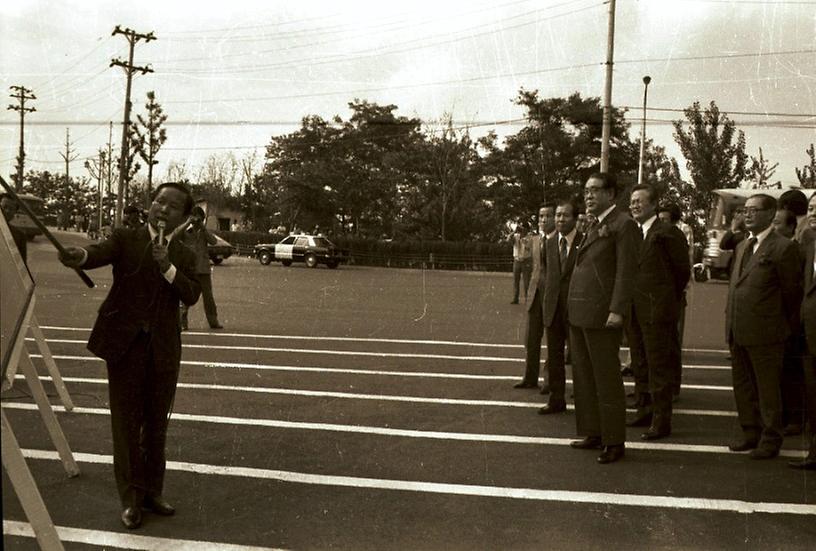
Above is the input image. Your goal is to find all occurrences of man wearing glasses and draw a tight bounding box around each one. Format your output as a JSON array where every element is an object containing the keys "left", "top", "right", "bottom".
[
  {"left": 726, "top": 194, "right": 802, "bottom": 460},
  {"left": 566, "top": 173, "right": 640, "bottom": 464}
]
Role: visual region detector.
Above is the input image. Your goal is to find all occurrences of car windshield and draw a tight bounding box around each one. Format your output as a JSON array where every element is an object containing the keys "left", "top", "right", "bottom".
[
  {"left": 313, "top": 237, "right": 332, "bottom": 248},
  {"left": 280, "top": 236, "right": 295, "bottom": 245}
]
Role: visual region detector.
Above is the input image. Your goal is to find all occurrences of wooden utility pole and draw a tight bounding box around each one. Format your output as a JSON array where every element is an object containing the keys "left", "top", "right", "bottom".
[
  {"left": 600, "top": 0, "right": 616, "bottom": 173},
  {"left": 7, "top": 85, "right": 36, "bottom": 191},
  {"left": 110, "top": 25, "right": 155, "bottom": 227}
]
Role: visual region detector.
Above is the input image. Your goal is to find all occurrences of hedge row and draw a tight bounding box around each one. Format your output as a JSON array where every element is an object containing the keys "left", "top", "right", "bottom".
[{"left": 216, "top": 231, "right": 515, "bottom": 272}]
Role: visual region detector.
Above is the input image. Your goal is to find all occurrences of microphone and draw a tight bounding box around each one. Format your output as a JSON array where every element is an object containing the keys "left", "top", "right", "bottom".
[{"left": 157, "top": 220, "right": 166, "bottom": 246}]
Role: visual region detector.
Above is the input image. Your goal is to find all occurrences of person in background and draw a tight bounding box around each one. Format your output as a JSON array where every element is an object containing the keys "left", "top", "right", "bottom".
[
  {"left": 726, "top": 193, "right": 802, "bottom": 460},
  {"left": 123, "top": 204, "right": 144, "bottom": 230},
  {"left": 1, "top": 194, "right": 27, "bottom": 263},
  {"left": 180, "top": 206, "right": 223, "bottom": 331},
  {"left": 509, "top": 221, "right": 532, "bottom": 304},
  {"left": 58, "top": 182, "right": 201, "bottom": 529},
  {"left": 773, "top": 209, "right": 797, "bottom": 239},
  {"left": 514, "top": 204, "right": 554, "bottom": 390}
]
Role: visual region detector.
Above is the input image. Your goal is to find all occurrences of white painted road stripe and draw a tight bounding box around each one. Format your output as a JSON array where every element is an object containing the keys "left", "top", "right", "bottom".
[
  {"left": 3, "top": 520, "right": 286, "bottom": 551},
  {"left": 28, "top": 354, "right": 735, "bottom": 389},
  {"left": 20, "top": 449, "right": 816, "bottom": 516},
  {"left": 37, "top": 325, "right": 732, "bottom": 355},
  {"left": 4, "top": 402, "right": 801, "bottom": 458},
  {"left": 15, "top": 374, "right": 739, "bottom": 417}
]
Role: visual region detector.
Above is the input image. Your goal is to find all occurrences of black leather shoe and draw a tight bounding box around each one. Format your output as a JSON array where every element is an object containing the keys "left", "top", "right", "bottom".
[
  {"left": 570, "top": 436, "right": 603, "bottom": 450},
  {"left": 749, "top": 447, "right": 780, "bottom": 460},
  {"left": 209, "top": 322, "right": 224, "bottom": 329},
  {"left": 626, "top": 411, "right": 653, "bottom": 427},
  {"left": 510, "top": 300, "right": 519, "bottom": 304},
  {"left": 787, "top": 456, "right": 816, "bottom": 470},
  {"left": 143, "top": 495, "right": 175, "bottom": 516},
  {"left": 620, "top": 365, "right": 633, "bottom": 377},
  {"left": 513, "top": 381, "right": 538, "bottom": 389},
  {"left": 121, "top": 506, "right": 142, "bottom": 529},
  {"left": 783, "top": 424, "right": 803, "bottom": 436},
  {"left": 728, "top": 439, "right": 759, "bottom": 452},
  {"left": 539, "top": 384, "right": 550, "bottom": 395},
  {"left": 538, "top": 403, "right": 566, "bottom": 415},
  {"left": 597, "top": 444, "right": 625, "bottom": 464},
  {"left": 641, "top": 425, "right": 671, "bottom": 441}
]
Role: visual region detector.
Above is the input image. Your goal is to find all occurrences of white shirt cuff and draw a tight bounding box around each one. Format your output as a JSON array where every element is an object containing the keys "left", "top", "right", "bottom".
[
  {"left": 163, "top": 264, "right": 177, "bottom": 283},
  {"left": 78, "top": 248, "right": 88, "bottom": 266}
]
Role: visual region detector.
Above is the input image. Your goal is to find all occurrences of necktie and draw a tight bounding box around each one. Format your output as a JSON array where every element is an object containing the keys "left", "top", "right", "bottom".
[
  {"left": 559, "top": 235, "right": 568, "bottom": 266},
  {"left": 739, "top": 237, "right": 757, "bottom": 275},
  {"left": 585, "top": 214, "right": 598, "bottom": 233},
  {"left": 640, "top": 224, "right": 646, "bottom": 239}
]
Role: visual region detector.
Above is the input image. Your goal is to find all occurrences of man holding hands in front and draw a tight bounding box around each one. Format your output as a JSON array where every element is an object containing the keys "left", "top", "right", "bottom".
[
  {"left": 726, "top": 193, "right": 802, "bottom": 460},
  {"left": 60, "top": 182, "right": 201, "bottom": 528},
  {"left": 567, "top": 173, "right": 640, "bottom": 464}
]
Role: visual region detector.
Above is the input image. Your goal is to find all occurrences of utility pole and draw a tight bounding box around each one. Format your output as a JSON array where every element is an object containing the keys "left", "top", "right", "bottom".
[
  {"left": 110, "top": 25, "right": 155, "bottom": 227},
  {"left": 7, "top": 85, "right": 36, "bottom": 191},
  {"left": 59, "top": 128, "right": 80, "bottom": 229},
  {"left": 106, "top": 121, "right": 114, "bottom": 195},
  {"left": 85, "top": 149, "right": 105, "bottom": 234},
  {"left": 600, "top": 0, "right": 616, "bottom": 173},
  {"left": 637, "top": 75, "right": 652, "bottom": 186}
]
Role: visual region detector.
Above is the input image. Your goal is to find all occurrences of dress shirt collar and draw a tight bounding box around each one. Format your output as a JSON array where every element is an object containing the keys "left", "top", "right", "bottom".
[
  {"left": 748, "top": 224, "right": 773, "bottom": 252},
  {"left": 148, "top": 221, "right": 178, "bottom": 244},
  {"left": 559, "top": 227, "right": 578, "bottom": 249},
  {"left": 640, "top": 214, "right": 657, "bottom": 237},
  {"left": 596, "top": 204, "right": 616, "bottom": 224}
]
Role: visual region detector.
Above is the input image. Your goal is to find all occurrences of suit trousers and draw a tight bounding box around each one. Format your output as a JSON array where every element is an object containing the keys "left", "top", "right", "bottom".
[
  {"left": 781, "top": 332, "right": 806, "bottom": 428},
  {"left": 523, "top": 291, "right": 545, "bottom": 385},
  {"left": 512, "top": 259, "right": 532, "bottom": 302},
  {"left": 804, "top": 355, "right": 816, "bottom": 434},
  {"left": 729, "top": 341, "right": 785, "bottom": 449},
  {"left": 545, "top": 303, "right": 568, "bottom": 405},
  {"left": 569, "top": 325, "right": 626, "bottom": 446},
  {"left": 181, "top": 273, "right": 218, "bottom": 326},
  {"left": 642, "top": 319, "right": 679, "bottom": 419},
  {"left": 106, "top": 330, "right": 181, "bottom": 506},
  {"left": 625, "top": 311, "right": 649, "bottom": 402}
]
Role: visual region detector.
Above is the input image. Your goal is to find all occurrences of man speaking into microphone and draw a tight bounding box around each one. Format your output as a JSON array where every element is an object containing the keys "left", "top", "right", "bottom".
[{"left": 60, "top": 182, "right": 200, "bottom": 529}]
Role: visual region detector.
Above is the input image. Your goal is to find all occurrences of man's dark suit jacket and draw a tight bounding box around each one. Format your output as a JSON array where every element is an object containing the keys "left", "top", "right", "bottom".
[
  {"left": 82, "top": 226, "right": 201, "bottom": 365},
  {"left": 543, "top": 231, "right": 582, "bottom": 327},
  {"left": 568, "top": 208, "right": 640, "bottom": 327},
  {"left": 801, "top": 243, "right": 816, "bottom": 350},
  {"left": 633, "top": 220, "right": 691, "bottom": 325},
  {"left": 726, "top": 230, "right": 802, "bottom": 347}
]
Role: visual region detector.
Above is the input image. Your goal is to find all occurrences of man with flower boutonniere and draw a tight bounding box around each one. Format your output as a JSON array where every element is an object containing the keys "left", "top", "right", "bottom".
[
  {"left": 566, "top": 172, "right": 640, "bottom": 464},
  {"left": 726, "top": 193, "right": 802, "bottom": 461}
]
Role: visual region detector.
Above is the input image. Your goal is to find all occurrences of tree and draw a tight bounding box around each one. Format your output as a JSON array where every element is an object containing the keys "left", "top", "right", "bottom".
[
  {"left": 131, "top": 91, "right": 168, "bottom": 205},
  {"left": 796, "top": 143, "right": 816, "bottom": 188},
  {"left": 746, "top": 147, "right": 779, "bottom": 189},
  {"left": 673, "top": 101, "right": 748, "bottom": 196}
]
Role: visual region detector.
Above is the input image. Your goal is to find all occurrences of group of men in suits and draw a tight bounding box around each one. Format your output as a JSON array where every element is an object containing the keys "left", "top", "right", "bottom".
[{"left": 514, "top": 174, "right": 815, "bottom": 468}]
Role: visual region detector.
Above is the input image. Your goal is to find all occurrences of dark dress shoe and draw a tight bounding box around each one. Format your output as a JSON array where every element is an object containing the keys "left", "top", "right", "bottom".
[
  {"left": 787, "top": 456, "right": 816, "bottom": 470},
  {"left": 641, "top": 425, "right": 671, "bottom": 441},
  {"left": 510, "top": 300, "right": 519, "bottom": 304},
  {"left": 539, "top": 384, "right": 550, "bottom": 395},
  {"left": 597, "top": 444, "right": 625, "bottom": 464},
  {"left": 728, "top": 439, "right": 759, "bottom": 452},
  {"left": 626, "top": 411, "right": 652, "bottom": 427},
  {"left": 749, "top": 447, "right": 780, "bottom": 460},
  {"left": 121, "top": 506, "right": 142, "bottom": 529},
  {"left": 570, "top": 436, "right": 603, "bottom": 450},
  {"left": 620, "top": 365, "right": 633, "bottom": 377},
  {"left": 143, "top": 495, "right": 175, "bottom": 516},
  {"left": 209, "top": 322, "right": 224, "bottom": 329},
  {"left": 783, "top": 424, "right": 803, "bottom": 436},
  {"left": 538, "top": 403, "right": 566, "bottom": 415},
  {"left": 513, "top": 381, "right": 538, "bottom": 389}
]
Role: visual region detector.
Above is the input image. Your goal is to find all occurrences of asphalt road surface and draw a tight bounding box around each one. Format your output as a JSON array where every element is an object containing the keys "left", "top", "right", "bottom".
[{"left": 3, "top": 231, "right": 814, "bottom": 550}]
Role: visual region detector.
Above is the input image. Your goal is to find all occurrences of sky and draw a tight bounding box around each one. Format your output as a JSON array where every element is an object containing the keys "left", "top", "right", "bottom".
[{"left": 1, "top": 0, "right": 815, "bottom": 189}]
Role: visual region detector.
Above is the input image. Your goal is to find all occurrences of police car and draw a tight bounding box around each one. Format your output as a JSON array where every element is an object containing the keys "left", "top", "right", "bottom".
[{"left": 254, "top": 234, "right": 348, "bottom": 269}]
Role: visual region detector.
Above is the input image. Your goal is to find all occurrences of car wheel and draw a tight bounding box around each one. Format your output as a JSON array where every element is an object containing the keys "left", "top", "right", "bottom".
[
  {"left": 281, "top": 259, "right": 292, "bottom": 267},
  {"left": 258, "top": 251, "right": 272, "bottom": 265},
  {"left": 305, "top": 253, "right": 318, "bottom": 268},
  {"left": 211, "top": 258, "right": 223, "bottom": 265},
  {"left": 327, "top": 260, "right": 338, "bottom": 269}
]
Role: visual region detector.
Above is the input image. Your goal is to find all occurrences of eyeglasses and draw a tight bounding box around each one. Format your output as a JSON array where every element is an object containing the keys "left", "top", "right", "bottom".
[
  {"left": 743, "top": 207, "right": 771, "bottom": 216},
  {"left": 584, "top": 185, "right": 607, "bottom": 196}
]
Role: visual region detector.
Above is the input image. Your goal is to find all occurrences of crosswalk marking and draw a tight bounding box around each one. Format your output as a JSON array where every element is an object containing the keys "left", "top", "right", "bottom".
[
  {"left": 19, "top": 449, "right": 816, "bottom": 516},
  {"left": 3, "top": 520, "right": 286, "bottom": 551},
  {"left": 4, "top": 402, "right": 802, "bottom": 457},
  {"left": 14, "top": 374, "right": 740, "bottom": 417}
]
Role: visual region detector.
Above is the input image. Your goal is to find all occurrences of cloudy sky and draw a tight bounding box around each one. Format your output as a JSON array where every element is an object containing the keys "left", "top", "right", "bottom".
[{"left": 1, "top": 0, "right": 814, "bottom": 188}]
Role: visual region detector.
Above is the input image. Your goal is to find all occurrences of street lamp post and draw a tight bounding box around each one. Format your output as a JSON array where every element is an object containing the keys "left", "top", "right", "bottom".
[{"left": 637, "top": 75, "right": 651, "bottom": 186}]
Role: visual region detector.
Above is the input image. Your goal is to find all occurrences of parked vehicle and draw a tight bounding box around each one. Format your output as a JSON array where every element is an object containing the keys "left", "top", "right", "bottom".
[
  {"left": 208, "top": 234, "right": 238, "bottom": 265},
  {"left": 699, "top": 186, "right": 811, "bottom": 281},
  {"left": 0, "top": 192, "right": 44, "bottom": 240},
  {"left": 254, "top": 234, "right": 349, "bottom": 268}
]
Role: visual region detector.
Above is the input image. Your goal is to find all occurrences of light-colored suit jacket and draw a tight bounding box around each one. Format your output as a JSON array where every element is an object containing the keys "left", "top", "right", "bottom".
[{"left": 526, "top": 233, "right": 546, "bottom": 312}]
